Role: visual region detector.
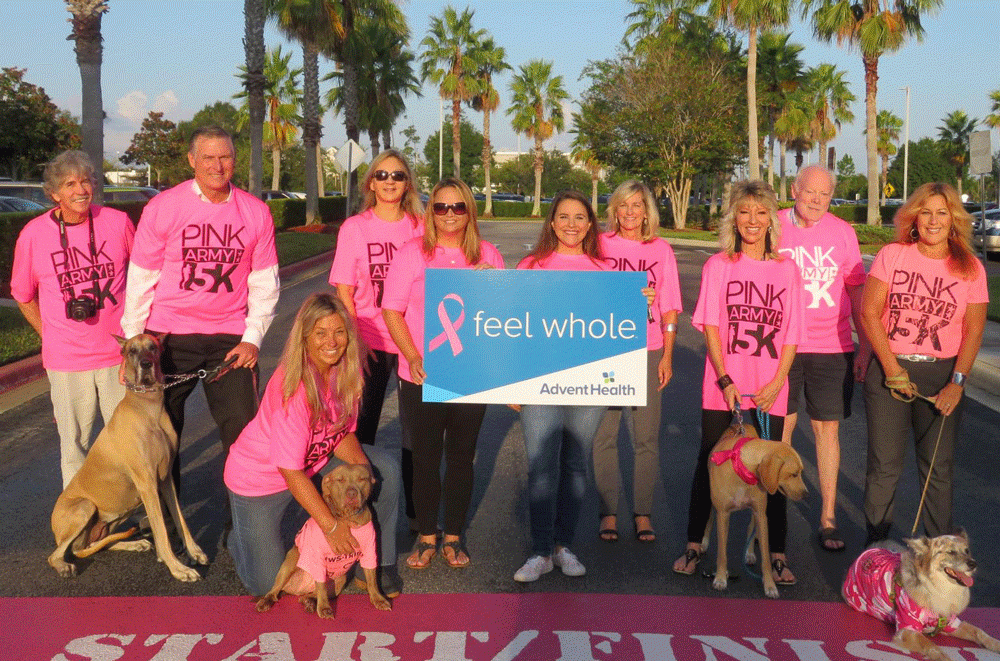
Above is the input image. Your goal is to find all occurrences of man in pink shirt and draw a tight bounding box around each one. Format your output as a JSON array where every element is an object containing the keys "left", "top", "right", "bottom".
[
  {"left": 122, "top": 126, "right": 279, "bottom": 493},
  {"left": 777, "top": 165, "right": 866, "bottom": 552}
]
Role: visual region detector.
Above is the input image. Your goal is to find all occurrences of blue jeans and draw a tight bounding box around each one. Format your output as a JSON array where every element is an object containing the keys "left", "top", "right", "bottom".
[
  {"left": 227, "top": 445, "right": 400, "bottom": 596},
  {"left": 520, "top": 404, "right": 605, "bottom": 556}
]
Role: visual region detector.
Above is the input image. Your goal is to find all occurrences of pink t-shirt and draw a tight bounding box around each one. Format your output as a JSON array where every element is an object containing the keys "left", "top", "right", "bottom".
[
  {"left": 129, "top": 181, "right": 278, "bottom": 336},
  {"left": 599, "top": 232, "right": 683, "bottom": 350},
  {"left": 515, "top": 252, "right": 610, "bottom": 271},
  {"left": 329, "top": 209, "right": 423, "bottom": 352},
  {"left": 382, "top": 238, "right": 505, "bottom": 383},
  {"left": 868, "top": 242, "right": 988, "bottom": 358},
  {"left": 10, "top": 207, "right": 135, "bottom": 371},
  {"left": 843, "top": 547, "right": 960, "bottom": 635},
  {"left": 283, "top": 518, "right": 378, "bottom": 594},
  {"left": 692, "top": 253, "right": 804, "bottom": 417},
  {"left": 224, "top": 364, "right": 356, "bottom": 497},
  {"left": 778, "top": 209, "right": 865, "bottom": 353}
]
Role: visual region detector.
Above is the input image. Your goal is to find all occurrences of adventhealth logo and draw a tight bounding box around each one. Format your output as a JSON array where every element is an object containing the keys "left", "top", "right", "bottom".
[
  {"left": 539, "top": 369, "right": 635, "bottom": 397},
  {"left": 603, "top": 371, "right": 615, "bottom": 384}
]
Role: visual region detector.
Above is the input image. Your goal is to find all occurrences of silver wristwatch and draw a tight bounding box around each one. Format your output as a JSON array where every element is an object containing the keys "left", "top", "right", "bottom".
[{"left": 951, "top": 372, "right": 967, "bottom": 386}]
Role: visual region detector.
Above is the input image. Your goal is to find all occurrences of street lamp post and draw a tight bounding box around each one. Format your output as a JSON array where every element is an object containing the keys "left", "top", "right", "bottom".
[{"left": 901, "top": 86, "right": 910, "bottom": 201}]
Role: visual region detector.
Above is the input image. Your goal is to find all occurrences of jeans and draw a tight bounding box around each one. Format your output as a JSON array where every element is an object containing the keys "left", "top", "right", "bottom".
[
  {"left": 227, "top": 444, "right": 400, "bottom": 596},
  {"left": 521, "top": 404, "right": 605, "bottom": 556}
]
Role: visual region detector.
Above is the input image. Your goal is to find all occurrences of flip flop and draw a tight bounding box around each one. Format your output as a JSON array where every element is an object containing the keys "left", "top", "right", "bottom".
[
  {"left": 441, "top": 540, "right": 470, "bottom": 568},
  {"left": 406, "top": 540, "right": 437, "bottom": 569},
  {"left": 672, "top": 548, "right": 702, "bottom": 575},
  {"left": 771, "top": 558, "right": 797, "bottom": 585},
  {"left": 818, "top": 527, "right": 846, "bottom": 552}
]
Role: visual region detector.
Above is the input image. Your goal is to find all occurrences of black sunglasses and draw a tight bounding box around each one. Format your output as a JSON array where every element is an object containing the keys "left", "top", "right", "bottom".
[
  {"left": 373, "top": 169, "right": 407, "bottom": 182},
  {"left": 432, "top": 202, "right": 468, "bottom": 216}
]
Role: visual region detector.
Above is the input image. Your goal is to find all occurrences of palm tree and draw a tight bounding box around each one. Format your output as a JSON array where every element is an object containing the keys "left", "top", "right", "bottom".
[
  {"left": 937, "top": 110, "right": 979, "bottom": 198},
  {"left": 803, "top": 63, "right": 854, "bottom": 169},
  {"left": 803, "top": 0, "right": 943, "bottom": 225},
  {"left": 65, "top": 0, "right": 109, "bottom": 204},
  {"left": 774, "top": 90, "right": 812, "bottom": 201},
  {"left": 756, "top": 31, "right": 804, "bottom": 189},
  {"left": 243, "top": 0, "right": 267, "bottom": 197},
  {"left": 468, "top": 35, "right": 510, "bottom": 217},
  {"left": 507, "top": 59, "right": 569, "bottom": 217},
  {"left": 623, "top": 0, "right": 705, "bottom": 53},
  {"left": 709, "top": 0, "right": 792, "bottom": 181},
  {"left": 986, "top": 89, "right": 1000, "bottom": 141},
  {"left": 420, "top": 5, "right": 486, "bottom": 178},
  {"left": 869, "top": 109, "right": 902, "bottom": 204}
]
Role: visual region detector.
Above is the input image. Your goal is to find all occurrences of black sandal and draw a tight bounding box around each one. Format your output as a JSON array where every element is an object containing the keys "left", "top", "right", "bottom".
[
  {"left": 406, "top": 540, "right": 437, "bottom": 569},
  {"left": 634, "top": 514, "right": 655, "bottom": 543},
  {"left": 673, "top": 547, "right": 702, "bottom": 575},
  {"left": 771, "top": 557, "right": 797, "bottom": 585},
  {"left": 599, "top": 515, "right": 618, "bottom": 542},
  {"left": 441, "top": 540, "right": 470, "bottom": 568}
]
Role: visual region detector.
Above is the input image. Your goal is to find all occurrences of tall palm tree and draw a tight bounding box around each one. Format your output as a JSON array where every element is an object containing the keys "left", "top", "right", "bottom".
[
  {"left": 937, "top": 110, "right": 979, "bottom": 198},
  {"left": 870, "top": 109, "right": 902, "bottom": 204},
  {"left": 420, "top": 6, "right": 485, "bottom": 179},
  {"left": 570, "top": 101, "right": 605, "bottom": 209},
  {"left": 65, "top": 0, "right": 109, "bottom": 204},
  {"left": 986, "top": 89, "right": 1000, "bottom": 141},
  {"left": 709, "top": 0, "right": 792, "bottom": 180},
  {"left": 468, "top": 35, "right": 509, "bottom": 217},
  {"left": 803, "top": 63, "right": 854, "bottom": 169},
  {"left": 507, "top": 59, "right": 569, "bottom": 217},
  {"left": 623, "top": 0, "right": 705, "bottom": 53},
  {"left": 774, "top": 90, "right": 812, "bottom": 200},
  {"left": 756, "top": 31, "right": 804, "bottom": 188},
  {"left": 243, "top": 0, "right": 267, "bottom": 197},
  {"left": 803, "top": 0, "right": 943, "bottom": 225}
]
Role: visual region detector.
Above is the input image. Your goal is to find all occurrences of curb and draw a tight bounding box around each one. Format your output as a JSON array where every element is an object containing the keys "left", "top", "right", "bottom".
[{"left": 0, "top": 250, "right": 334, "bottom": 398}]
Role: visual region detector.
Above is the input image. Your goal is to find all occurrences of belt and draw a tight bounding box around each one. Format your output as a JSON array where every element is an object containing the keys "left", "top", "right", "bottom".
[{"left": 896, "top": 353, "right": 938, "bottom": 363}]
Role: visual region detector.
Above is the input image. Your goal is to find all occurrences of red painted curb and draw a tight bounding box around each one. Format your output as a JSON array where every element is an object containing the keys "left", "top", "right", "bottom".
[{"left": 0, "top": 251, "right": 334, "bottom": 397}]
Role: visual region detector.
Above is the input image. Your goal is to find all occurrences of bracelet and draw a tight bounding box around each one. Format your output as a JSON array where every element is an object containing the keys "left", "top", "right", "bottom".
[
  {"left": 951, "top": 371, "right": 967, "bottom": 387},
  {"left": 664, "top": 323, "right": 677, "bottom": 333},
  {"left": 325, "top": 521, "right": 338, "bottom": 535},
  {"left": 716, "top": 374, "right": 734, "bottom": 391}
]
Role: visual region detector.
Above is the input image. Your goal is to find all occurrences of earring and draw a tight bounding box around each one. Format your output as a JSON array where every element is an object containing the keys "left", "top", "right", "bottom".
[
  {"left": 950, "top": 226, "right": 957, "bottom": 238},
  {"left": 910, "top": 226, "right": 919, "bottom": 241}
]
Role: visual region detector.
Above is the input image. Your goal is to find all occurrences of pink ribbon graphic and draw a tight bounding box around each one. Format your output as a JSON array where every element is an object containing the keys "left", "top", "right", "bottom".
[{"left": 428, "top": 293, "right": 465, "bottom": 356}]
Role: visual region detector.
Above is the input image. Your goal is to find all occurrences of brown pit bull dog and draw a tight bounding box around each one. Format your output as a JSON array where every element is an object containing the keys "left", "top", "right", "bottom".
[
  {"left": 706, "top": 423, "right": 807, "bottom": 598},
  {"left": 48, "top": 334, "right": 208, "bottom": 581},
  {"left": 255, "top": 463, "right": 391, "bottom": 618}
]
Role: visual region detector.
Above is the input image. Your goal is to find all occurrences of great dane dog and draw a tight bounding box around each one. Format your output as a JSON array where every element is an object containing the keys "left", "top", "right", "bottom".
[{"left": 48, "top": 334, "right": 208, "bottom": 581}]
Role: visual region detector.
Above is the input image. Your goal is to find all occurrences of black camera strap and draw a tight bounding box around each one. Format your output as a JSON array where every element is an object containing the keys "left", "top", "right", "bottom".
[{"left": 56, "top": 210, "right": 100, "bottom": 302}]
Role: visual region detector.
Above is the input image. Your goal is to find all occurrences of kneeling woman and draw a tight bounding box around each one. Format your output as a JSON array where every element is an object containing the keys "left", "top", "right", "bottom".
[
  {"left": 673, "top": 180, "right": 804, "bottom": 586},
  {"left": 224, "top": 293, "right": 401, "bottom": 598}
]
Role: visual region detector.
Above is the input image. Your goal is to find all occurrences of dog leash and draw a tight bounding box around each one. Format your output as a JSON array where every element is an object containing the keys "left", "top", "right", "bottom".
[
  {"left": 911, "top": 416, "right": 948, "bottom": 537},
  {"left": 734, "top": 396, "right": 771, "bottom": 440},
  {"left": 161, "top": 355, "right": 240, "bottom": 390}
]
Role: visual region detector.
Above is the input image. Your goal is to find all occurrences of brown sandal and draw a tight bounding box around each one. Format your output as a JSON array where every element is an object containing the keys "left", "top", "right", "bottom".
[
  {"left": 406, "top": 539, "right": 437, "bottom": 569},
  {"left": 441, "top": 540, "right": 470, "bottom": 568},
  {"left": 672, "top": 547, "right": 703, "bottom": 575}
]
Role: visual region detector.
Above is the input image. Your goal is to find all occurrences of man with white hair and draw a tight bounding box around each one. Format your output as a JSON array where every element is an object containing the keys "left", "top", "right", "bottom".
[{"left": 778, "top": 164, "right": 866, "bottom": 552}]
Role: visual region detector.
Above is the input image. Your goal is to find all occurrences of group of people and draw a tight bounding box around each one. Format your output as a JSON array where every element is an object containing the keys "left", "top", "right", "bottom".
[{"left": 13, "top": 130, "right": 985, "bottom": 598}]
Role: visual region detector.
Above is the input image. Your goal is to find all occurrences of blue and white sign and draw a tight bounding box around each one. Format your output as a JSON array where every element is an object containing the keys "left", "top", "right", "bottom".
[{"left": 422, "top": 269, "right": 647, "bottom": 405}]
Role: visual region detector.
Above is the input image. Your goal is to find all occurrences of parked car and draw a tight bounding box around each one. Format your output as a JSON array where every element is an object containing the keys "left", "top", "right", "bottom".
[
  {"left": 492, "top": 193, "right": 524, "bottom": 202},
  {"left": 104, "top": 186, "right": 159, "bottom": 202},
  {"left": 0, "top": 196, "right": 45, "bottom": 212},
  {"left": 261, "top": 190, "right": 295, "bottom": 201},
  {"left": 971, "top": 208, "right": 1000, "bottom": 257},
  {"left": 0, "top": 182, "right": 50, "bottom": 207}
]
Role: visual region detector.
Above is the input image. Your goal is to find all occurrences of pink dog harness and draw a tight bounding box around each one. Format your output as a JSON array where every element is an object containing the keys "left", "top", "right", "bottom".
[{"left": 710, "top": 436, "right": 757, "bottom": 486}]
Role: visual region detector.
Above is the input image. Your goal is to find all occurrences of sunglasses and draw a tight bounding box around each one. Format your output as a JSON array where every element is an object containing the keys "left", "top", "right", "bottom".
[
  {"left": 432, "top": 202, "right": 468, "bottom": 216},
  {"left": 372, "top": 169, "right": 407, "bottom": 182}
]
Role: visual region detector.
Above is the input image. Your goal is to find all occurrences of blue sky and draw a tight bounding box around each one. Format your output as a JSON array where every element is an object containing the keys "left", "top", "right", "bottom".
[{"left": 4, "top": 0, "right": 997, "bottom": 176}]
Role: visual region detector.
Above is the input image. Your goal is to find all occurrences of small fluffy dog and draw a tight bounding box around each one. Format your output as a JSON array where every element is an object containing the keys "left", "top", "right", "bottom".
[
  {"left": 706, "top": 422, "right": 808, "bottom": 598},
  {"left": 843, "top": 531, "right": 1000, "bottom": 661},
  {"left": 256, "top": 463, "right": 391, "bottom": 618}
]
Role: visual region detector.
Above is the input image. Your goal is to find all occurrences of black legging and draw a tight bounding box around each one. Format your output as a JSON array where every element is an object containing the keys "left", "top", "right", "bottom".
[{"left": 685, "top": 408, "right": 787, "bottom": 553}]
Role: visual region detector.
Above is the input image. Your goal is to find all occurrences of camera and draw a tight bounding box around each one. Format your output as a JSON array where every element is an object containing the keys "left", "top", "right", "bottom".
[{"left": 65, "top": 295, "right": 97, "bottom": 322}]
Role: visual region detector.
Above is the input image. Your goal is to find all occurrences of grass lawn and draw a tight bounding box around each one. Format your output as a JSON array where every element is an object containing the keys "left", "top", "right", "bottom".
[{"left": 989, "top": 275, "right": 1000, "bottom": 323}]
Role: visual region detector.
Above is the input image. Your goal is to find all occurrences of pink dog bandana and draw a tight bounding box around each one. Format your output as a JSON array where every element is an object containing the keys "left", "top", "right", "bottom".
[{"left": 710, "top": 436, "right": 758, "bottom": 486}]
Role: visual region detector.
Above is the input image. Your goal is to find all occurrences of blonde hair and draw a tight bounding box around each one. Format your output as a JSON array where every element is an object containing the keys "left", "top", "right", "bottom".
[
  {"left": 361, "top": 149, "right": 423, "bottom": 225},
  {"left": 422, "top": 178, "right": 483, "bottom": 264},
  {"left": 718, "top": 180, "right": 782, "bottom": 261},
  {"left": 281, "top": 293, "right": 365, "bottom": 432},
  {"left": 606, "top": 179, "right": 659, "bottom": 241},
  {"left": 893, "top": 182, "right": 977, "bottom": 280},
  {"left": 522, "top": 189, "right": 603, "bottom": 268}
]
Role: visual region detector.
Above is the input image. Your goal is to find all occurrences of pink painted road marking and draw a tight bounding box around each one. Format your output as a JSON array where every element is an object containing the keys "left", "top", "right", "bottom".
[{"left": 8, "top": 593, "right": 1000, "bottom": 660}]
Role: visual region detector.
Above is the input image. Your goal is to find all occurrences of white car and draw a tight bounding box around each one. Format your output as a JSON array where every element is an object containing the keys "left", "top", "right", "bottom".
[{"left": 971, "top": 208, "right": 1000, "bottom": 257}]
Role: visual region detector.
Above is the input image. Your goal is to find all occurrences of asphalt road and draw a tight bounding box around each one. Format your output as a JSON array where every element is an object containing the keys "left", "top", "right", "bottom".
[{"left": 2, "top": 220, "right": 999, "bottom": 607}]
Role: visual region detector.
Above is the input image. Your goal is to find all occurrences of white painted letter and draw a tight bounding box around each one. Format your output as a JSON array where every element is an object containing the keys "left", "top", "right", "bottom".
[{"left": 53, "top": 634, "right": 136, "bottom": 661}]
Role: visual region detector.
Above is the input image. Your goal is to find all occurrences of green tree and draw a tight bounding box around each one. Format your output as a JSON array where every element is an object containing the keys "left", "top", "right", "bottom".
[
  {"left": 399, "top": 124, "right": 422, "bottom": 170},
  {"left": 803, "top": 63, "right": 854, "bottom": 169},
  {"left": 709, "top": 0, "right": 792, "bottom": 180},
  {"left": 421, "top": 118, "right": 485, "bottom": 187},
  {"left": 623, "top": 0, "right": 706, "bottom": 54},
  {"left": 773, "top": 90, "right": 812, "bottom": 201},
  {"left": 420, "top": 5, "right": 485, "bottom": 178},
  {"left": 65, "top": 0, "right": 108, "bottom": 203},
  {"left": 242, "top": 0, "right": 267, "bottom": 197},
  {"left": 756, "top": 31, "right": 805, "bottom": 188},
  {"left": 121, "top": 112, "right": 185, "bottom": 188},
  {"left": 803, "top": 0, "right": 943, "bottom": 225},
  {"left": 871, "top": 109, "right": 902, "bottom": 203},
  {"left": 937, "top": 110, "right": 978, "bottom": 198},
  {"left": 507, "top": 59, "right": 569, "bottom": 216},
  {"left": 886, "top": 137, "right": 952, "bottom": 196},
  {"left": 468, "top": 35, "right": 510, "bottom": 217},
  {"left": 837, "top": 153, "right": 855, "bottom": 177},
  {"left": 0, "top": 68, "right": 79, "bottom": 180},
  {"left": 492, "top": 151, "right": 590, "bottom": 198}
]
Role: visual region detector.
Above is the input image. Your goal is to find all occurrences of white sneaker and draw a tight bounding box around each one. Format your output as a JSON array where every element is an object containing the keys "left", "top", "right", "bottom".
[
  {"left": 514, "top": 555, "right": 553, "bottom": 582},
  {"left": 552, "top": 547, "right": 586, "bottom": 576}
]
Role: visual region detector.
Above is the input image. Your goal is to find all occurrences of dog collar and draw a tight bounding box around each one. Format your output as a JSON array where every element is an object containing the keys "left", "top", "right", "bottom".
[
  {"left": 710, "top": 436, "right": 758, "bottom": 486},
  {"left": 889, "top": 570, "right": 949, "bottom": 636},
  {"left": 124, "top": 382, "right": 165, "bottom": 393}
]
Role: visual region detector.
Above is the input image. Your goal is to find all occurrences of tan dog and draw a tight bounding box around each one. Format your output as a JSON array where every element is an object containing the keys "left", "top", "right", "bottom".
[
  {"left": 844, "top": 532, "right": 1000, "bottom": 661},
  {"left": 706, "top": 423, "right": 807, "bottom": 598},
  {"left": 48, "top": 334, "right": 207, "bottom": 581},
  {"left": 256, "top": 463, "right": 391, "bottom": 618}
]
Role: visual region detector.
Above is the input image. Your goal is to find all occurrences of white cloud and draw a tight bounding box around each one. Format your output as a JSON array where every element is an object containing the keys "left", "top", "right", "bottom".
[
  {"left": 152, "top": 90, "right": 178, "bottom": 113},
  {"left": 117, "top": 90, "right": 148, "bottom": 125}
]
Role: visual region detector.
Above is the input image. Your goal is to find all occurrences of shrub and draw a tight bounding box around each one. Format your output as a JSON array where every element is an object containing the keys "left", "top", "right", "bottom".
[{"left": 266, "top": 196, "right": 348, "bottom": 230}]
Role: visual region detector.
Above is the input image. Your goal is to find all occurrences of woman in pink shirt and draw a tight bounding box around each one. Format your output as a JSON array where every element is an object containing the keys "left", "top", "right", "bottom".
[
  {"left": 224, "top": 293, "right": 401, "bottom": 598},
  {"left": 859, "top": 183, "right": 987, "bottom": 544},
  {"left": 593, "top": 180, "right": 682, "bottom": 543},
  {"left": 673, "top": 181, "right": 803, "bottom": 587},
  {"left": 382, "top": 178, "right": 504, "bottom": 570}
]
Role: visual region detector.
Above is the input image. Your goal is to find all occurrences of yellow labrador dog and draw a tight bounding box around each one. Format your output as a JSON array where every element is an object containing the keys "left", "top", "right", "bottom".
[
  {"left": 255, "top": 463, "right": 391, "bottom": 619},
  {"left": 707, "top": 423, "right": 807, "bottom": 598},
  {"left": 844, "top": 531, "right": 1000, "bottom": 661},
  {"left": 48, "top": 334, "right": 207, "bottom": 581}
]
